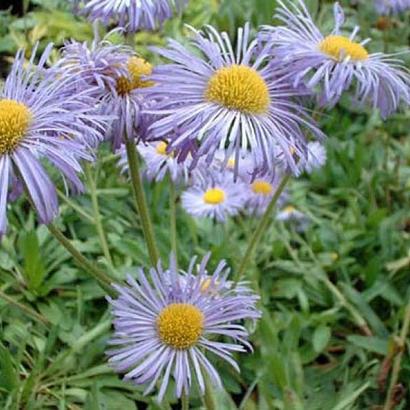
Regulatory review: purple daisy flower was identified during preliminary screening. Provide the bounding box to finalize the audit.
[243,172,289,216]
[263,1,410,118]
[212,150,289,215]
[375,0,410,15]
[107,254,260,401]
[0,44,109,235]
[144,24,324,177]
[60,37,154,149]
[60,36,131,99]
[118,140,191,182]
[75,0,187,32]
[181,168,246,222]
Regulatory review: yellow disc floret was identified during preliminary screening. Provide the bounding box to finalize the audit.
[0,99,31,155]
[156,141,168,156]
[205,65,270,114]
[116,57,154,96]
[251,180,273,196]
[319,35,369,61]
[157,303,204,350]
[227,158,236,169]
[203,188,226,205]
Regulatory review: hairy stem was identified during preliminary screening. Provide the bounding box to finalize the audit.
[203,376,216,410]
[237,174,290,280]
[169,178,178,261]
[85,163,114,268]
[57,189,94,223]
[47,223,115,296]
[125,139,160,265]
[181,392,189,410]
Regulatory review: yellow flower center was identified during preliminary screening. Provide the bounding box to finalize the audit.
[116,57,154,96]
[203,188,226,205]
[319,35,369,61]
[251,180,273,196]
[205,65,270,114]
[284,205,296,213]
[157,303,204,350]
[156,141,168,156]
[0,99,32,155]
[227,158,236,169]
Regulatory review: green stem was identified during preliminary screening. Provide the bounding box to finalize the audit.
[237,174,290,280]
[203,377,216,410]
[47,223,116,296]
[57,189,94,223]
[125,32,136,48]
[124,139,160,266]
[383,303,410,410]
[321,275,372,336]
[181,392,189,410]
[169,178,178,261]
[85,163,114,268]
[0,290,49,326]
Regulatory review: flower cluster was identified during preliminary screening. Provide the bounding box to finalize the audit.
[119,139,326,224]
[1,0,409,403]
[144,24,325,177]
[118,139,191,183]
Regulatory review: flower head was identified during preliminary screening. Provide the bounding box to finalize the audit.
[145,24,324,176]
[374,0,410,15]
[118,140,191,182]
[0,44,109,235]
[243,172,288,216]
[60,37,155,149]
[181,168,246,222]
[263,1,410,118]
[60,37,131,98]
[75,0,187,32]
[107,254,260,400]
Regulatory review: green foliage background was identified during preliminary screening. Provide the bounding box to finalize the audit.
[0,0,409,409]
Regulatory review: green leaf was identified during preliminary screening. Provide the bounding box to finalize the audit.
[346,335,388,355]
[19,230,46,292]
[312,325,331,353]
[0,343,18,392]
